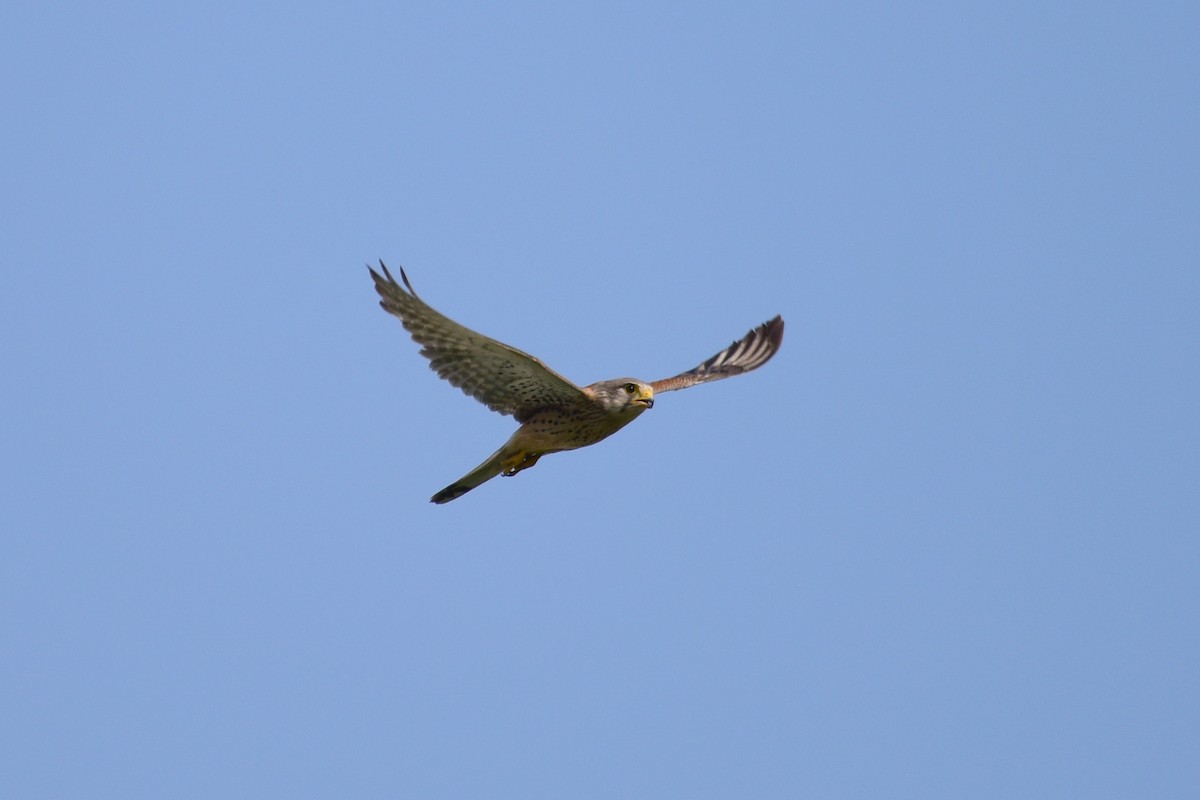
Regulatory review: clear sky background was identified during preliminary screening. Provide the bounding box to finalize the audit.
[3,2,1197,798]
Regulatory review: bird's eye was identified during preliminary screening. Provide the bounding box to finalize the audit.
[624,383,637,394]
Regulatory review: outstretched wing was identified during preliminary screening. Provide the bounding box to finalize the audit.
[649,315,784,394]
[370,262,588,421]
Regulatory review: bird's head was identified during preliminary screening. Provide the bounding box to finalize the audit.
[587,378,655,415]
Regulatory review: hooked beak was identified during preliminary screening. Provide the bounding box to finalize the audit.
[635,389,654,409]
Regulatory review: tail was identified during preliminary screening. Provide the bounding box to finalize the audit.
[430,445,510,504]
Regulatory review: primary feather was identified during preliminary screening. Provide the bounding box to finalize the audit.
[649,316,784,393]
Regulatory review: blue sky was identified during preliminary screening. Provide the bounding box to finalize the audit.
[3,1,1197,797]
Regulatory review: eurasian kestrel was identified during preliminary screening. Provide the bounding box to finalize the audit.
[370,262,784,503]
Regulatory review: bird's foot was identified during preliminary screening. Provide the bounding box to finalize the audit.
[501,451,542,477]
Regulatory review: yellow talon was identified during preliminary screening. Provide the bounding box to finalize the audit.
[501,451,542,476]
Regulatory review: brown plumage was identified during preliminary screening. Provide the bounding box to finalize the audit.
[369,262,784,503]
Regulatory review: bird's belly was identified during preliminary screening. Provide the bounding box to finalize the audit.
[518,407,642,451]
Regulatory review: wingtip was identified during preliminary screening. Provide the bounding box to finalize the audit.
[743,315,784,354]
[370,260,419,298]
[765,315,784,347]
[398,265,417,296]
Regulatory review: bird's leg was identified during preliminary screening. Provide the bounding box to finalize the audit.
[501,451,543,477]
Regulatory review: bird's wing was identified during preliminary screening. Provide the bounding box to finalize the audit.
[370,262,588,421]
[649,316,784,394]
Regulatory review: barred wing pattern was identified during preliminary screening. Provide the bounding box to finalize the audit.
[649,316,784,394]
[369,262,588,421]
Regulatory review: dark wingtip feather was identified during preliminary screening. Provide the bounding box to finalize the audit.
[397,265,418,296]
[370,260,419,302]
[764,315,784,351]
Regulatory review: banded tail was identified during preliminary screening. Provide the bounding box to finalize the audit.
[431,445,509,504]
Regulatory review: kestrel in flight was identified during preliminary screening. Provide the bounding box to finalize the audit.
[369,262,784,503]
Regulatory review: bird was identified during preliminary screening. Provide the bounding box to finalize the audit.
[369,262,784,503]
